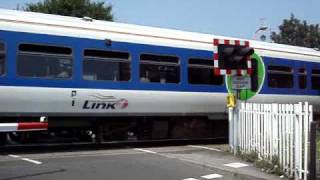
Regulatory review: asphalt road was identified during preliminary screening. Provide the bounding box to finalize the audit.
[0,146,243,180]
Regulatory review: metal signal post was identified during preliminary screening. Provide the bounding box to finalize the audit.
[213,38,254,153]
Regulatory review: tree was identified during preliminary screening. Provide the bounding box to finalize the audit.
[24,0,113,21]
[271,14,320,49]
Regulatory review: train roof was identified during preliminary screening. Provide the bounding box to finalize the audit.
[0,8,320,62]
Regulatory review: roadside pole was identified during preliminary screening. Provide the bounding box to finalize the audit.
[228,106,234,151]
[233,90,240,155]
[227,93,236,152]
[228,76,251,154]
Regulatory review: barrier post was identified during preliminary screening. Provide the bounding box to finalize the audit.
[309,121,317,180]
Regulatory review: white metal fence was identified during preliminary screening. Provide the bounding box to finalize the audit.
[235,102,312,179]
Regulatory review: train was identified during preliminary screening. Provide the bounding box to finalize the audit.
[0,9,319,143]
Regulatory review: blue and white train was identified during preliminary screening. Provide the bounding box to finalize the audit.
[0,9,319,141]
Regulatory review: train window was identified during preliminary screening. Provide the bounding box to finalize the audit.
[0,42,5,75]
[83,49,130,81]
[140,54,180,84]
[298,68,307,89]
[188,58,223,85]
[311,69,320,90]
[267,65,293,88]
[17,44,72,79]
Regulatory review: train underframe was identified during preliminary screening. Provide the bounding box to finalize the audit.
[0,116,228,145]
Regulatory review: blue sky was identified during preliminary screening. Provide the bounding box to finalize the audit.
[0,0,319,40]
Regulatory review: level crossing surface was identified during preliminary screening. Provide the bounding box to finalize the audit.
[0,145,281,180]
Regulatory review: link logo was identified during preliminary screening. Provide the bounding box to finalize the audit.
[83,94,128,110]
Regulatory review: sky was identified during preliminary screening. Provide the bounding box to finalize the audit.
[0,0,319,40]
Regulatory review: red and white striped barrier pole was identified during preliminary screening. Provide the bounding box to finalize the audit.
[0,122,48,132]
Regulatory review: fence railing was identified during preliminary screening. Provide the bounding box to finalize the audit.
[235,102,312,179]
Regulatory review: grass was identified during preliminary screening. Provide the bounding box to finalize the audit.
[237,150,285,177]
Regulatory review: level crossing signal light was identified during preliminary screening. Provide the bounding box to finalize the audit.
[218,45,254,69]
[213,39,254,76]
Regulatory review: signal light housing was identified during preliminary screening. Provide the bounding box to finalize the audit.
[213,39,254,76]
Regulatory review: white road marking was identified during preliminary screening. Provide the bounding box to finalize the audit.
[134,148,157,154]
[21,158,42,165]
[188,145,222,152]
[8,154,21,158]
[8,154,42,165]
[224,162,248,168]
[182,178,199,180]
[201,174,223,179]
